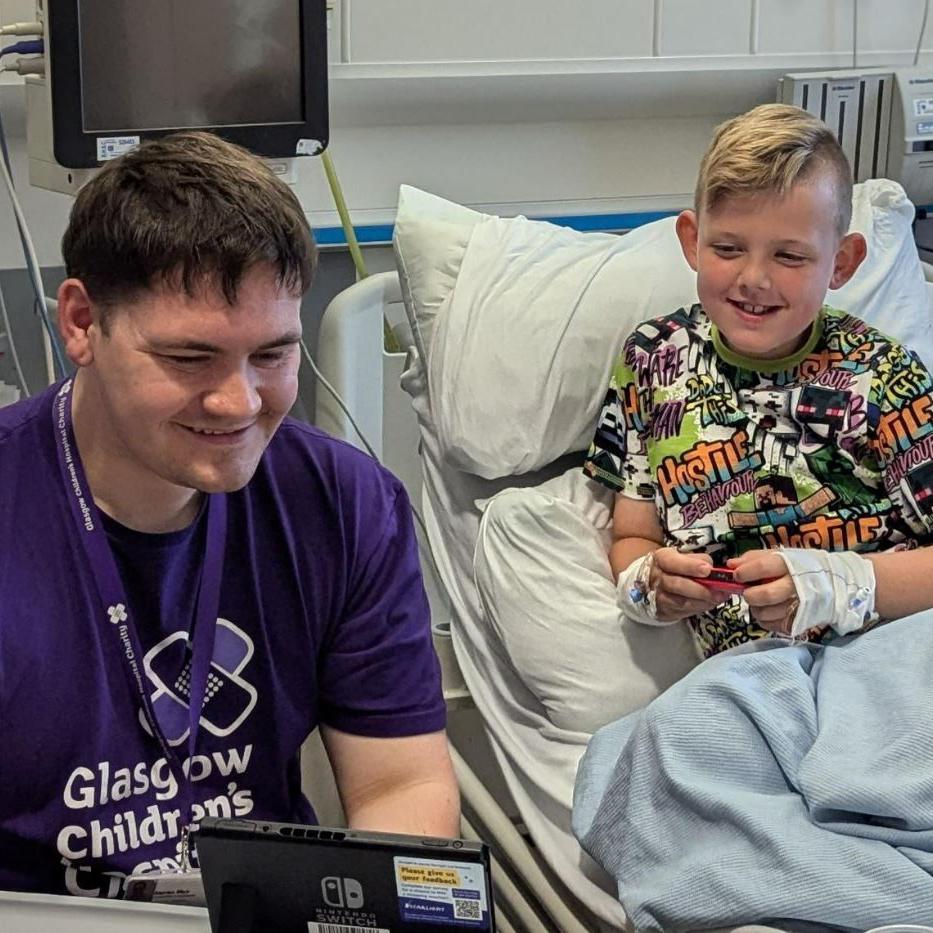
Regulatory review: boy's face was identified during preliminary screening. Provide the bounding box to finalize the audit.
[675,175,866,360]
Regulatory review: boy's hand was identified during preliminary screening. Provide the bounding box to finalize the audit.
[650,548,731,622]
[728,550,800,635]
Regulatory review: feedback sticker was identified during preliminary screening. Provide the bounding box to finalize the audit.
[394,856,489,928]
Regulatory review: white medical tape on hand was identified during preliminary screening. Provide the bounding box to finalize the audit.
[615,552,677,627]
[775,549,878,637]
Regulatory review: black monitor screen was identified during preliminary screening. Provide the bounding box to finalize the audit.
[77,0,303,132]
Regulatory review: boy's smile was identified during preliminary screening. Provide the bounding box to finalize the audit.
[676,175,866,361]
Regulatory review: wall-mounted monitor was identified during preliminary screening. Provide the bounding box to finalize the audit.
[45,0,328,168]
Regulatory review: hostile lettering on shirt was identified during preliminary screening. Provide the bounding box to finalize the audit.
[761,514,883,550]
[656,430,764,506]
[874,394,933,457]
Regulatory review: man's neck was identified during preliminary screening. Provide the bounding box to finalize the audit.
[71,373,203,533]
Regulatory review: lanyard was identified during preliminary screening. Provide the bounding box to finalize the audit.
[52,379,227,815]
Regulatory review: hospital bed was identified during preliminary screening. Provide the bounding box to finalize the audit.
[315,180,933,932]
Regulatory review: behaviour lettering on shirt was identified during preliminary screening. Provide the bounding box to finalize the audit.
[585,304,933,656]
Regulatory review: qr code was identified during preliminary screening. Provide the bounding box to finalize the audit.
[453,897,481,921]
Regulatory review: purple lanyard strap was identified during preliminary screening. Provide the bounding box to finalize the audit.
[52,379,227,817]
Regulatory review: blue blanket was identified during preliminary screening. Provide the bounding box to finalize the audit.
[572,613,933,932]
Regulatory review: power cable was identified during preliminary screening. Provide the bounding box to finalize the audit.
[300,337,445,593]
[0,107,65,381]
[0,278,28,395]
[916,0,931,66]
[319,149,401,353]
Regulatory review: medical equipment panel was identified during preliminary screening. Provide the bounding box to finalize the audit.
[25,0,327,191]
[780,66,933,208]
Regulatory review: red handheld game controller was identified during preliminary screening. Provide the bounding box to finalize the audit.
[691,568,780,594]
[693,567,746,594]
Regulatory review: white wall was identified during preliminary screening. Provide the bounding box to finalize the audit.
[2,0,933,267]
[0,0,37,25]
[307,0,933,229]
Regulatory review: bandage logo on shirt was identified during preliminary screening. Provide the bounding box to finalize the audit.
[139,618,257,745]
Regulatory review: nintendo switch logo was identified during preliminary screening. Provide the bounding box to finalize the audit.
[322,876,364,909]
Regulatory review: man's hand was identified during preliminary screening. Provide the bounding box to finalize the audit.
[729,550,801,636]
[649,548,730,622]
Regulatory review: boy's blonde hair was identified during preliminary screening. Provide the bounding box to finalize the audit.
[696,103,853,236]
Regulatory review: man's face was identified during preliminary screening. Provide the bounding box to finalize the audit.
[679,177,852,360]
[82,264,302,496]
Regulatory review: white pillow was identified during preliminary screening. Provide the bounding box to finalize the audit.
[392,185,484,367]
[394,180,930,481]
[834,179,933,369]
[473,468,699,733]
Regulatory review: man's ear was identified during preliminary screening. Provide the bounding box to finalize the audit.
[829,231,867,290]
[57,278,99,367]
[675,210,700,272]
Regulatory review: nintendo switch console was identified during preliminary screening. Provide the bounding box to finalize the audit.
[196,817,495,933]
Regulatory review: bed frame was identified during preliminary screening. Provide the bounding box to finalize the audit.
[314,271,600,933]
[313,260,933,932]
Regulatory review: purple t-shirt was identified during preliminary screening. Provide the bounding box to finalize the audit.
[0,382,445,897]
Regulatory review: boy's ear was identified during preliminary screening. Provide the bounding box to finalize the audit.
[57,278,99,367]
[829,231,867,290]
[675,210,700,272]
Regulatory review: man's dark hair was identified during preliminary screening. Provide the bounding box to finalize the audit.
[62,131,317,327]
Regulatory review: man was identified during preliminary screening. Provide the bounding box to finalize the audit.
[0,131,458,897]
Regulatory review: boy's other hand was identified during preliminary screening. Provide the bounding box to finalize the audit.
[729,550,799,634]
[650,547,730,622]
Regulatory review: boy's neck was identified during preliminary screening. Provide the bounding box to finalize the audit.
[710,309,824,372]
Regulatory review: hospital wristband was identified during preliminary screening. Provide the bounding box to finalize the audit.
[616,552,674,626]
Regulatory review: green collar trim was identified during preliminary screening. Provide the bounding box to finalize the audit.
[711,308,826,373]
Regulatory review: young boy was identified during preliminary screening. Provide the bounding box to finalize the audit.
[584,103,933,657]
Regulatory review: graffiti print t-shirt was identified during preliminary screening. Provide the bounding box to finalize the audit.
[0,382,445,897]
[584,304,933,657]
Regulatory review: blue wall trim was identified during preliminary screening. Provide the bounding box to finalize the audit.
[315,224,396,246]
[312,201,933,247]
[312,209,682,247]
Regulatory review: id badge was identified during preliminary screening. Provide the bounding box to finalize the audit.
[123,825,206,906]
[123,869,205,906]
